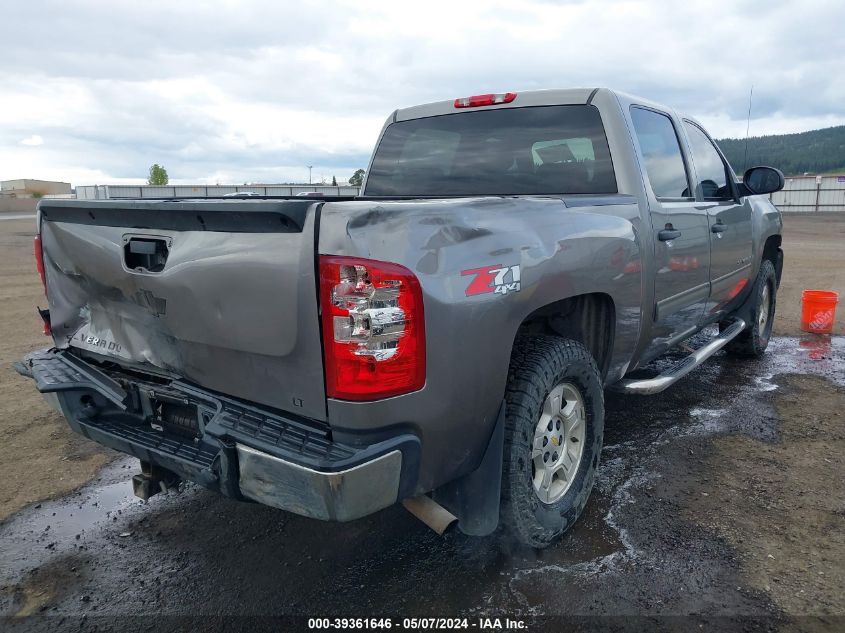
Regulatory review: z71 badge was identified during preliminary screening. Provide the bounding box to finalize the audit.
[461,264,521,296]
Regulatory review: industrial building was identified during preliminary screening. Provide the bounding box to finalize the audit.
[0,179,72,198]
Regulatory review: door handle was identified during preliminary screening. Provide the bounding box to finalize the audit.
[658,226,681,241]
[124,237,170,273]
[711,221,727,233]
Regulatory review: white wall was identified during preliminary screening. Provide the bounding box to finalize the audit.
[76,184,360,199]
[771,175,845,213]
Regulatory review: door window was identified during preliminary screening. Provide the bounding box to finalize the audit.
[683,121,732,199]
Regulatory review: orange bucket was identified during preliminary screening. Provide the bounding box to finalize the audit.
[801,290,839,334]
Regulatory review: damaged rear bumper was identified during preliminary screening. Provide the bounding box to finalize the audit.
[15,348,420,521]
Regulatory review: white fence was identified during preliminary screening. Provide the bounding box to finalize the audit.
[73,176,845,211]
[76,184,360,200]
[770,174,845,213]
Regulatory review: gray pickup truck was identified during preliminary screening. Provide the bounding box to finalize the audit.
[17,88,784,547]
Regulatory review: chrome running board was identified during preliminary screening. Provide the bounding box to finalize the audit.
[617,318,746,395]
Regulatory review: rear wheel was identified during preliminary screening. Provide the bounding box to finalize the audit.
[723,259,777,357]
[500,336,604,548]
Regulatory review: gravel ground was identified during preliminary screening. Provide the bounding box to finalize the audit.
[0,213,843,631]
[770,215,844,336]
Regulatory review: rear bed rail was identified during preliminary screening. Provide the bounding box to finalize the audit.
[38,199,313,233]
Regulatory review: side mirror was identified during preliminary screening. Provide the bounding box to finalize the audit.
[743,166,784,195]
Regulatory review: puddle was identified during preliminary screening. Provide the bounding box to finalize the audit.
[0,457,176,583]
[506,486,623,567]
[3,555,87,617]
[769,336,844,385]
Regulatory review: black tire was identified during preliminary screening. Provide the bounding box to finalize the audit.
[500,335,604,548]
[723,259,777,357]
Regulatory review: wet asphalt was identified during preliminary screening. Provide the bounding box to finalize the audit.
[0,335,843,631]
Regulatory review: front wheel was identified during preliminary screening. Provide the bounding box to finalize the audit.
[723,259,777,357]
[500,336,604,548]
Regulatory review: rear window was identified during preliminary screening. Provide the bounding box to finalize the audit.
[364,105,617,197]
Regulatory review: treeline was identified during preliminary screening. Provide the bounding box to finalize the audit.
[716,125,845,176]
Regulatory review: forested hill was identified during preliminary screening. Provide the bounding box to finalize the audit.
[717,125,845,176]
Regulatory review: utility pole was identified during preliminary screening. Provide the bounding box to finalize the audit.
[307,165,313,185]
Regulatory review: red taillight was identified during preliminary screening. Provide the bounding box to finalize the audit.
[319,255,425,401]
[34,235,47,292]
[454,92,517,108]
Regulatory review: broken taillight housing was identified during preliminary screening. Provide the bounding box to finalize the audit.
[319,255,425,400]
[34,234,51,335]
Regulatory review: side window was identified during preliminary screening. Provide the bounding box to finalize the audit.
[630,107,691,199]
[683,121,731,199]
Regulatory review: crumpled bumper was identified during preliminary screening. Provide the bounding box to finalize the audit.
[15,348,419,521]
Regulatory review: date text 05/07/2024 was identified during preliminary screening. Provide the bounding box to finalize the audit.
[307,617,527,630]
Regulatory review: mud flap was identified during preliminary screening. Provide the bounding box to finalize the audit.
[215,441,243,501]
[433,402,505,537]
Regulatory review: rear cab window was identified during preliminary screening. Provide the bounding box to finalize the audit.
[364,105,617,197]
[630,106,692,200]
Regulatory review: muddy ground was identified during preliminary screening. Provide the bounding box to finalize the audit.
[0,217,112,522]
[0,213,843,630]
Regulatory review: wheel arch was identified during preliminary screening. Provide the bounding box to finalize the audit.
[762,234,783,287]
[512,292,616,379]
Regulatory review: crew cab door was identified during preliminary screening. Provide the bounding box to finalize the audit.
[630,106,711,355]
[682,120,753,317]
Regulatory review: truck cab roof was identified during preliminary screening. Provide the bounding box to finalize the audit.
[392,87,683,123]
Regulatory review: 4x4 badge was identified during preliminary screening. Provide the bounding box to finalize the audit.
[462,264,521,296]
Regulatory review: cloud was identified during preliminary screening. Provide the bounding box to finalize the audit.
[1,0,843,186]
[20,135,44,146]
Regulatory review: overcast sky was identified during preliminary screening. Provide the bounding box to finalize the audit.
[2,0,843,186]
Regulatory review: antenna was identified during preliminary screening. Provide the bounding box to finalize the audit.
[743,85,754,171]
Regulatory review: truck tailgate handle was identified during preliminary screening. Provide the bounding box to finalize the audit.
[658,225,681,241]
[124,237,170,273]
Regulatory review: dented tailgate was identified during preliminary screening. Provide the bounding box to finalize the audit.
[38,199,328,421]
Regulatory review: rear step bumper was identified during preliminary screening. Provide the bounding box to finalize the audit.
[616,318,746,395]
[15,348,420,521]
